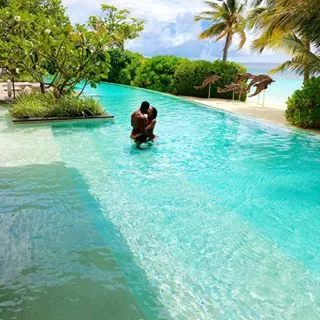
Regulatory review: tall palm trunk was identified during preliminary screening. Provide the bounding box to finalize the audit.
[303,35,311,84]
[223,32,232,62]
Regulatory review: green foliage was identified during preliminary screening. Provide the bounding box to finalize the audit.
[0,0,69,86]
[0,0,148,97]
[286,77,320,129]
[173,59,247,100]
[0,72,34,82]
[11,92,105,119]
[46,24,111,97]
[88,4,144,50]
[0,0,8,7]
[248,0,320,82]
[173,60,213,97]
[107,49,145,85]
[132,56,187,92]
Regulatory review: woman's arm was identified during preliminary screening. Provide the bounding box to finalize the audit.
[146,119,156,131]
[130,132,143,139]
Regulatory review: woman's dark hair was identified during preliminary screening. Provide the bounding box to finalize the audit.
[150,107,158,119]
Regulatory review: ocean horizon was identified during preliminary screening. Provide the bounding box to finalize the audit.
[242,62,303,109]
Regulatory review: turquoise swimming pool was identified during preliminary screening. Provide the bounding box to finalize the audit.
[1,84,320,319]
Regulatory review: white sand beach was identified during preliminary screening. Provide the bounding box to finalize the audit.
[183,96,320,134]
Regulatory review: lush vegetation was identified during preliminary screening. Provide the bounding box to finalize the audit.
[173,60,246,99]
[0,0,144,118]
[286,77,320,129]
[107,49,144,85]
[132,56,186,93]
[11,93,104,118]
[107,55,246,99]
[194,0,246,62]
[0,0,144,97]
[248,0,320,83]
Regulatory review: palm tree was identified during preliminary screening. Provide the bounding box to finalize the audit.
[194,0,247,62]
[248,0,320,83]
[251,30,320,82]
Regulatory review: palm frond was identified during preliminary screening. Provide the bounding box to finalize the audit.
[237,29,246,49]
[247,7,267,29]
[204,1,222,11]
[269,61,293,74]
[269,58,310,77]
[253,32,308,57]
[195,0,247,61]
[221,1,230,13]
[194,14,214,22]
[199,22,227,39]
[237,2,246,14]
[215,30,229,41]
[252,0,264,7]
[227,0,235,12]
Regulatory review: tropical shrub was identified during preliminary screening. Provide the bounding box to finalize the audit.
[132,55,187,92]
[173,59,247,100]
[173,60,214,97]
[286,77,320,128]
[11,92,105,119]
[107,49,145,85]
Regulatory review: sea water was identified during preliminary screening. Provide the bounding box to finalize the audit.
[244,63,303,108]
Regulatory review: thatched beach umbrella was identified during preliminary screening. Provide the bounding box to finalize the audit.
[217,83,247,101]
[248,75,275,107]
[235,73,254,84]
[194,75,221,98]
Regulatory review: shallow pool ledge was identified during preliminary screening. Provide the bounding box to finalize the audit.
[12,114,114,125]
[0,107,62,167]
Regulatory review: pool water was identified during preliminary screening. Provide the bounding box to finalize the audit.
[1,84,320,319]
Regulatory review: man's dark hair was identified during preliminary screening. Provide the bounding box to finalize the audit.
[140,101,150,113]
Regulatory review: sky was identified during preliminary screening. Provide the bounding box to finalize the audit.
[62,0,286,63]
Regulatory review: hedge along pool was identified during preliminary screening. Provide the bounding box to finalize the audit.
[1,83,320,319]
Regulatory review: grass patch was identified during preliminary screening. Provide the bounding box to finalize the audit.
[11,92,105,119]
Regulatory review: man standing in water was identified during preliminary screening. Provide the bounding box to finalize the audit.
[130,101,150,146]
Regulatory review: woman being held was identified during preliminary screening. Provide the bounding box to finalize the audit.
[145,107,157,142]
[130,106,158,143]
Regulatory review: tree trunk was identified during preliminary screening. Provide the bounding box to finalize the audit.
[12,77,16,99]
[40,82,45,94]
[303,36,311,84]
[78,80,88,96]
[223,33,232,62]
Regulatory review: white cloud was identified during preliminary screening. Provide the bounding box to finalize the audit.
[62,0,286,63]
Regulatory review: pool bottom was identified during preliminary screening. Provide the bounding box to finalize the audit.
[0,163,163,320]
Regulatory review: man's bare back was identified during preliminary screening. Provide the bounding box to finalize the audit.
[130,101,150,145]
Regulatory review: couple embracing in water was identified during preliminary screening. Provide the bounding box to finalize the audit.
[130,101,158,147]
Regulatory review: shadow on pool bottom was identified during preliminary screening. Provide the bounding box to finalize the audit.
[0,163,166,320]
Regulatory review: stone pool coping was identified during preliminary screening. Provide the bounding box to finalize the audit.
[12,114,114,124]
